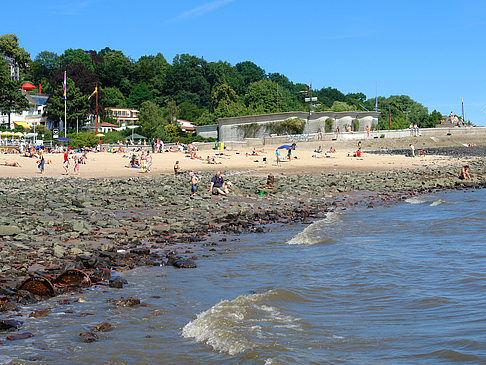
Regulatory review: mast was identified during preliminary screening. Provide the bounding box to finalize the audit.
[95,82,99,133]
[64,71,67,137]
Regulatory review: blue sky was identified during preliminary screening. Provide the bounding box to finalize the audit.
[3,0,486,125]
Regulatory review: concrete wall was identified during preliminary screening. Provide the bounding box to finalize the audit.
[195,124,218,139]
[217,111,380,142]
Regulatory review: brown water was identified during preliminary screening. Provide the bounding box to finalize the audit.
[2,189,486,364]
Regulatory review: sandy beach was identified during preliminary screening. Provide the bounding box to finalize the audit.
[0,140,476,179]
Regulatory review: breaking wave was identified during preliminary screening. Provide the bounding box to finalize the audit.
[182,290,301,356]
[287,212,339,246]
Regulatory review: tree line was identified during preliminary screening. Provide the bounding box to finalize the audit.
[0,33,445,141]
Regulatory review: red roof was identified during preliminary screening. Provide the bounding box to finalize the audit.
[101,122,118,127]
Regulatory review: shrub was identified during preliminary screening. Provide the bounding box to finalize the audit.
[68,132,100,149]
[380,134,385,139]
[267,118,305,135]
[238,123,261,138]
[352,118,360,132]
[325,118,334,133]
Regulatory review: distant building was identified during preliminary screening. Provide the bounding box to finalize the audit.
[177,119,195,132]
[3,55,19,81]
[105,107,139,127]
[99,122,119,133]
[0,92,48,129]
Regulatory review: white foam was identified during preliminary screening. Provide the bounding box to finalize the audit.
[182,290,300,356]
[405,197,428,204]
[287,212,338,246]
[430,199,447,207]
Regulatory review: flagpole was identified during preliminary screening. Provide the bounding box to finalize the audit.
[462,96,465,123]
[95,82,98,134]
[64,71,67,137]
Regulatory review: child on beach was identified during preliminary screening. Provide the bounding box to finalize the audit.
[74,156,80,175]
[276,149,281,166]
[189,172,198,196]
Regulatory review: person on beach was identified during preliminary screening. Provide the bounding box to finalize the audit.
[458,165,471,180]
[174,161,181,175]
[140,151,147,172]
[146,151,152,172]
[210,170,228,196]
[38,151,45,174]
[73,156,80,175]
[63,151,69,174]
[276,149,281,166]
[189,172,199,196]
[4,161,20,167]
[410,144,415,157]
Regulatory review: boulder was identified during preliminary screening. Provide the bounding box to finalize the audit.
[79,331,99,343]
[0,319,22,331]
[0,225,21,236]
[91,322,112,332]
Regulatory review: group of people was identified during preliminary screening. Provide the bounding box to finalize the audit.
[409,123,420,136]
[184,170,232,197]
[129,151,152,172]
[275,143,296,166]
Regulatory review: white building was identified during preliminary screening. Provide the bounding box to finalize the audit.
[0,93,48,130]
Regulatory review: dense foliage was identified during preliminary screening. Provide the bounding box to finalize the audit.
[0,33,449,142]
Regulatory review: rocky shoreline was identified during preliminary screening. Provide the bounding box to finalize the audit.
[0,152,485,342]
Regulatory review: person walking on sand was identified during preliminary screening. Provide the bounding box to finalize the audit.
[63,150,69,174]
[38,150,45,174]
[146,151,152,172]
[410,144,415,158]
[189,172,198,196]
[275,149,281,166]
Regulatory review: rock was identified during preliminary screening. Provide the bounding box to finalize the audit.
[0,319,22,331]
[6,332,34,341]
[29,309,51,318]
[130,247,150,255]
[53,244,67,258]
[79,331,99,343]
[90,269,111,283]
[109,277,125,289]
[167,256,197,269]
[111,297,140,307]
[0,225,21,236]
[91,322,112,332]
[0,302,19,312]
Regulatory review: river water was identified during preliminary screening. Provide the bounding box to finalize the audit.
[2,189,485,364]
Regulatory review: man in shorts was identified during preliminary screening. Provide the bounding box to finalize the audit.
[63,151,69,174]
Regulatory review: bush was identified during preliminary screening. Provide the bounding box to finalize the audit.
[380,134,385,139]
[68,132,100,149]
[238,123,261,138]
[352,118,360,132]
[325,118,334,133]
[268,118,306,135]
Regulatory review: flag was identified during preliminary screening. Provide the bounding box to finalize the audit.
[63,71,66,100]
[88,86,98,100]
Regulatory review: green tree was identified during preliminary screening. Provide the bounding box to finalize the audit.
[178,102,203,122]
[0,58,29,127]
[244,79,296,113]
[32,51,60,84]
[206,61,244,94]
[0,34,31,68]
[212,83,238,110]
[235,61,266,90]
[44,78,89,131]
[163,54,211,108]
[315,87,346,108]
[138,100,163,137]
[127,82,152,108]
[426,109,442,128]
[331,101,357,112]
[167,100,179,124]
[102,87,126,108]
[99,50,132,91]
[59,48,94,71]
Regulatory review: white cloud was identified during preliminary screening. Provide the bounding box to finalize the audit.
[170,0,235,22]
